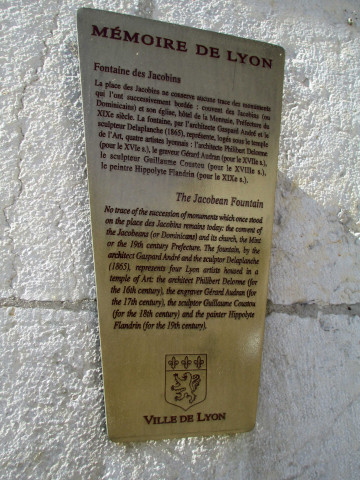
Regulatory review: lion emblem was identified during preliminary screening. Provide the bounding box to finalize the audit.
[171,372,201,404]
[165,354,207,410]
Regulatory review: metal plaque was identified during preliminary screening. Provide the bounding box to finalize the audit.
[77,8,284,442]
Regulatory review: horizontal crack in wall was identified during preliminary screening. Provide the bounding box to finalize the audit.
[266,300,360,318]
[0,297,359,317]
[0,297,97,313]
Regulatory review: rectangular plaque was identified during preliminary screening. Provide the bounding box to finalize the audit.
[77,8,284,442]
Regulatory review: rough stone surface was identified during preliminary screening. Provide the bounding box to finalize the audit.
[269,173,360,305]
[1,0,359,478]
[1,308,359,479]
[0,0,359,303]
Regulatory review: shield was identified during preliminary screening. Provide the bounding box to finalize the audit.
[165,354,207,411]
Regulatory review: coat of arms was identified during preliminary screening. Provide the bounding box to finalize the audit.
[165,354,207,411]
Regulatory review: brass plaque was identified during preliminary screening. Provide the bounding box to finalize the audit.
[77,8,284,442]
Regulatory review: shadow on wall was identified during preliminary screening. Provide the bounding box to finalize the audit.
[268,171,359,306]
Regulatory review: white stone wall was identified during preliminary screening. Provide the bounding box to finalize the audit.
[1,1,359,478]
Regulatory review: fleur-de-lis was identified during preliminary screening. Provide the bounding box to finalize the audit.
[181,356,192,369]
[194,355,204,369]
[168,356,179,370]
